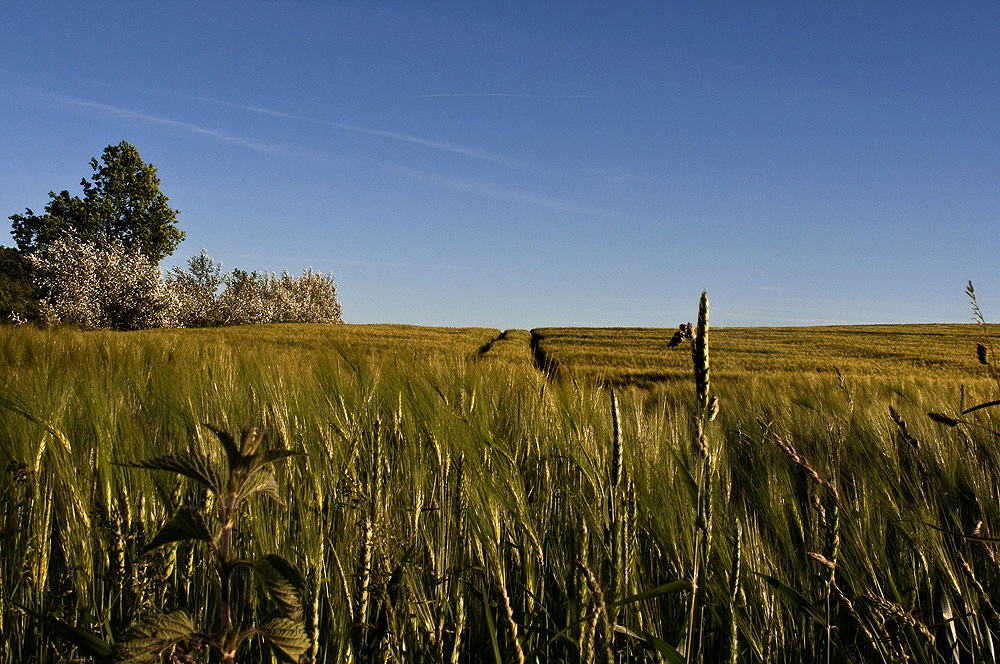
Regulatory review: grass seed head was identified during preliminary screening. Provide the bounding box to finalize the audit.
[708,394,720,422]
[694,291,710,411]
[928,411,960,427]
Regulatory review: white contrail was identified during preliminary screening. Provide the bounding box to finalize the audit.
[161,91,545,171]
[408,92,595,98]
[395,166,627,221]
[39,88,616,221]
[46,92,310,157]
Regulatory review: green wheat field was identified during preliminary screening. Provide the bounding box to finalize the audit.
[3,316,1000,662]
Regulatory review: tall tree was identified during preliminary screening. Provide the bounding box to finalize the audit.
[9,141,184,262]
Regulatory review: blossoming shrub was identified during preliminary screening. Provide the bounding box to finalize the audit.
[28,241,342,330]
[165,248,224,327]
[213,267,343,326]
[215,268,275,326]
[28,234,175,330]
[269,268,343,324]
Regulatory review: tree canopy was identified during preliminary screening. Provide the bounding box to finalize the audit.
[9,141,184,263]
[0,247,38,321]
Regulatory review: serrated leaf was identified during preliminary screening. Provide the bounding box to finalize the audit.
[203,422,242,472]
[237,469,282,504]
[124,453,223,495]
[114,610,196,663]
[256,554,306,620]
[243,449,304,477]
[142,506,218,555]
[260,617,310,663]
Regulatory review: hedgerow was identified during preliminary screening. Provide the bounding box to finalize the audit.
[27,236,341,329]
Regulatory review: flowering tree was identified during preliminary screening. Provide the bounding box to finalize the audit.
[169,251,343,328]
[269,268,343,324]
[26,242,341,330]
[165,248,225,327]
[214,267,342,326]
[28,234,175,330]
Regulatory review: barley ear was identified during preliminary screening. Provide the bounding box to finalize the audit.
[693,290,710,412]
[498,576,526,664]
[576,561,615,664]
[825,494,840,591]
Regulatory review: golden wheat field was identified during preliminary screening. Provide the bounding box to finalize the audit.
[2,320,1000,663]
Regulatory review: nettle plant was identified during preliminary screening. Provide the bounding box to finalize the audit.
[116,424,310,664]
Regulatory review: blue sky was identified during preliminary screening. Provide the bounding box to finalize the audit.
[2,1,999,328]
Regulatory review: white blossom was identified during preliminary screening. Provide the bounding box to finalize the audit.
[28,234,174,330]
[29,240,342,330]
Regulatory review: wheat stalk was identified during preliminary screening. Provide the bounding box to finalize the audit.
[607,388,626,627]
[727,522,743,664]
[686,290,715,662]
[449,454,467,664]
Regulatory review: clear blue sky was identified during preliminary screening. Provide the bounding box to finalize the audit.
[2,1,998,328]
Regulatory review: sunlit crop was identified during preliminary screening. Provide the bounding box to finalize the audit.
[1,310,998,662]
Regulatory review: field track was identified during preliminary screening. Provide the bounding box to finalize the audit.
[115,321,1000,386]
[475,323,995,385]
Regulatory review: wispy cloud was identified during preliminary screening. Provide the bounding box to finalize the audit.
[327,257,481,271]
[38,87,617,221]
[44,91,309,157]
[219,253,476,271]
[394,166,627,220]
[752,285,799,293]
[158,91,546,171]
[408,93,595,99]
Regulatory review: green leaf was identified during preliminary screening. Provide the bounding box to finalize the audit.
[612,580,692,609]
[243,448,304,477]
[962,399,1000,415]
[260,617,310,664]
[203,422,242,472]
[615,624,685,664]
[667,446,698,509]
[755,573,826,625]
[476,586,504,664]
[256,554,306,621]
[123,453,223,495]
[114,610,196,664]
[887,574,931,664]
[142,506,218,555]
[237,469,282,504]
[1,597,112,662]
